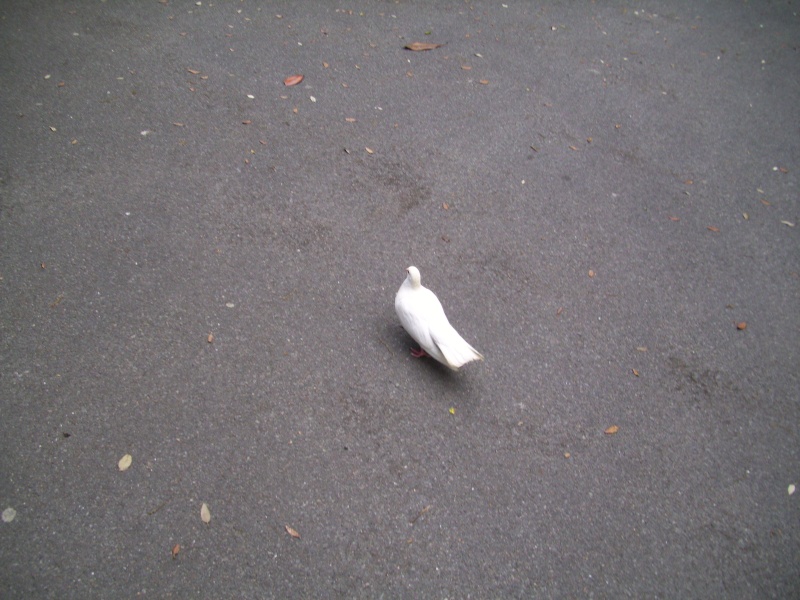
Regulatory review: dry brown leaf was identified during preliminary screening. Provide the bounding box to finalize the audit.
[461,65,472,70]
[171,544,181,559]
[588,270,595,278]
[669,216,680,222]
[322,62,329,68]
[406,70,413,77]
[684,179,693,185]
[187,68,201,75]
[442,202,449,210]
[569,145,578,151]
[632,369,640,377]
[200,503,211,523]
[564,452,571,458]
[285,525,301,538]
[479,79,489,85]
[586,137,593,143]
[58,81,65,87]
[118,454,132,471]
[207,333,214,343]
[284,74,304,86]
[40,262,46,269]
[404,42,444,51]
[604,425,619,435]
[707,226,720,232]
[736,321,747,330]
[556,306,564,316]
[761,199,770,206]
[241,120,252,125]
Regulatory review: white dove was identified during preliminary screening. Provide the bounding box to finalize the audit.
[395,266,484,370]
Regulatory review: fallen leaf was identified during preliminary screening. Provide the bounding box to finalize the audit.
[588,270,595,278]
[171,544,181,559]
[707,226,720,232]
[449,407,456,415]
[200,503,211,523]
[742,213,749,220]
[49,126,57,132]
[761,199,771,206]
[284,74,304,86]
[57,81,65,87]
[187,68,201,74]
[556,306,564,316]
[442,202,449,210]
[781,220,795,227]
[779,167,788,173]
[406,70,413,77]
[461,65,472,70]
[789,484,796,495]
[285,525,300,538]
[322,62,329,68]
[569,145,578,151]
[636,346,648,352]
[736,322,747,330]
[365,147,374,154]
[479,79,489,85]
[173,122,184,127]
[2,507,16,523]
[404,42,444,51]
[604,425,619,435]
[586,137,593,143]
[207,333,214,343]
[614,123,621,129]
[118,454,132,471]
[684,179,693,185]
[669,216,680,221]
[564,452,571,459]
[345,117,356,122]
[241,120,251,125]
[40,262,46,269]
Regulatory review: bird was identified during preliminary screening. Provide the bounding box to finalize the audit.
[394,266,484,371]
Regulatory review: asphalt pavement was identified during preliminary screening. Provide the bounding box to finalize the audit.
[1,1,798,598]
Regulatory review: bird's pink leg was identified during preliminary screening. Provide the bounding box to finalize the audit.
[410,347,427,358]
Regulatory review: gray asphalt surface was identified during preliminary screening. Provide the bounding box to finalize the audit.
[1,1,799,598]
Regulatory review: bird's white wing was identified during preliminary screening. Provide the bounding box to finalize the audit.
[397,286,482,370]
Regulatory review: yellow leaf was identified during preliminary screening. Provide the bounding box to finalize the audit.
[404,42,444,51]
[118,454,132,471]
[449,407,455,415]
[283,74,304,86]
[285,524,300,538]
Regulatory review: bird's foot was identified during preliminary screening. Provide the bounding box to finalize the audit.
[410,347,427,358]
